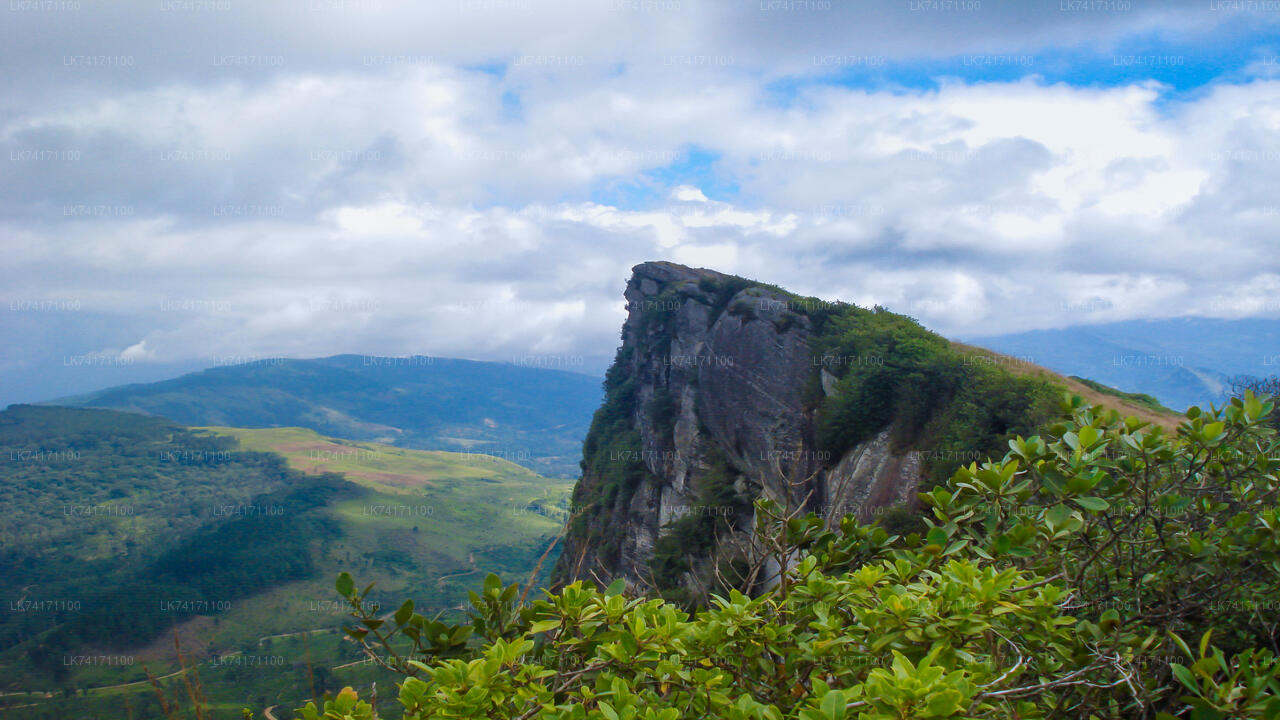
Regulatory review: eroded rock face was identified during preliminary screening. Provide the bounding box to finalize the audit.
[553,261,923,593]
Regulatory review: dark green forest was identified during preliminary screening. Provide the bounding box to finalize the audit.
[0,405,353,682]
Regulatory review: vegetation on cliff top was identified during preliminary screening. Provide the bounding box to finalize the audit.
[812,304,1061,485]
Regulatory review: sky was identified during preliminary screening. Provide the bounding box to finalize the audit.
[3,0,1280,404]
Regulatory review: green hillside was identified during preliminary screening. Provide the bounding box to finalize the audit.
[1067,374,1175,414]
[0,406,572,719]
[47,355,602,478]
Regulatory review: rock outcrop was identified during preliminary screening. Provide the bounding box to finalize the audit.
[553,262,924,593]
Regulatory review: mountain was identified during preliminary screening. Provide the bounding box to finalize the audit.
[0,405,571,718]
[43,354,603,478]
[965,317,1280,411]
[553,262,1179,601]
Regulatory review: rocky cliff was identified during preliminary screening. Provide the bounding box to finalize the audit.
[553,262,929,595]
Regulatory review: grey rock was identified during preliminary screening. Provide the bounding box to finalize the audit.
[555,261,924,594]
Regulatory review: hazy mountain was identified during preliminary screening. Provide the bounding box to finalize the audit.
[42,354,603,478]
[964,317,1280,411]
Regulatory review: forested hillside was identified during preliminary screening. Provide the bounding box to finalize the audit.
[0,405,571,719]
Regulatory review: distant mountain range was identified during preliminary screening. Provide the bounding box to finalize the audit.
[965,317,1280,411]
[42,355,603,478]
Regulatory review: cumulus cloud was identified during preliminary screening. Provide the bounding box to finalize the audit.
[118,339,156,362]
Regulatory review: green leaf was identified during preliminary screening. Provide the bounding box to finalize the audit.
[336,572,354,598]
[1169,632,1194,660]
[1170,664,1196,691]
[925,691,962,717]
[620,631,638,658]
[450,625,473,644]
[820,689,845,720]
[1045,503,1071,531]
[1202,422,1225,441]
[394,599,414,626]
[605,578,626,597]
[1074,496,1109,511]
[484,573,502,593]
[529,619,561,634]
[1199,629,1213,659]
[1077,426,1100,447]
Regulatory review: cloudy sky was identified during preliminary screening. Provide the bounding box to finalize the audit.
[3,0,1280,403]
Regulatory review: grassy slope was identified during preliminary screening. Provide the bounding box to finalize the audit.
[950,342,1183,430]
[153,429,570,715]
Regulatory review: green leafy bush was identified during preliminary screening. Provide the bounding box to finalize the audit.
[648,388,679,441]
[317,392,1280,719]
[649,445,747,594]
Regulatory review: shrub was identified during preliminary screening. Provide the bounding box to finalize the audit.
[316,392,1280,719]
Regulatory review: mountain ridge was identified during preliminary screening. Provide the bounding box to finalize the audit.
[965,317,1280,410]
[40,354,603,478]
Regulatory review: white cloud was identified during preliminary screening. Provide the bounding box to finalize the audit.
[3,31,1280,370]
[119,340,156,362]
[671,186,709,202]
[330,202,423,236]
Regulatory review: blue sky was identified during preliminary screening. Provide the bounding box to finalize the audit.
[804,20,1275,94]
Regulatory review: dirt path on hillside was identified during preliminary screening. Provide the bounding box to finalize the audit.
[90,668,187,692]
[257,626,339,645]
[0,667,190,698]
[435,567,479,586]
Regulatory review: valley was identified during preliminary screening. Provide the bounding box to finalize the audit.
[0,406,571,719]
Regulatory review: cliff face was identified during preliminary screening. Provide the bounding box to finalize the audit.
[554,262,923,592]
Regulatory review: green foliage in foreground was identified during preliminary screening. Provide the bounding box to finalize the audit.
[311,393,1280,719]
